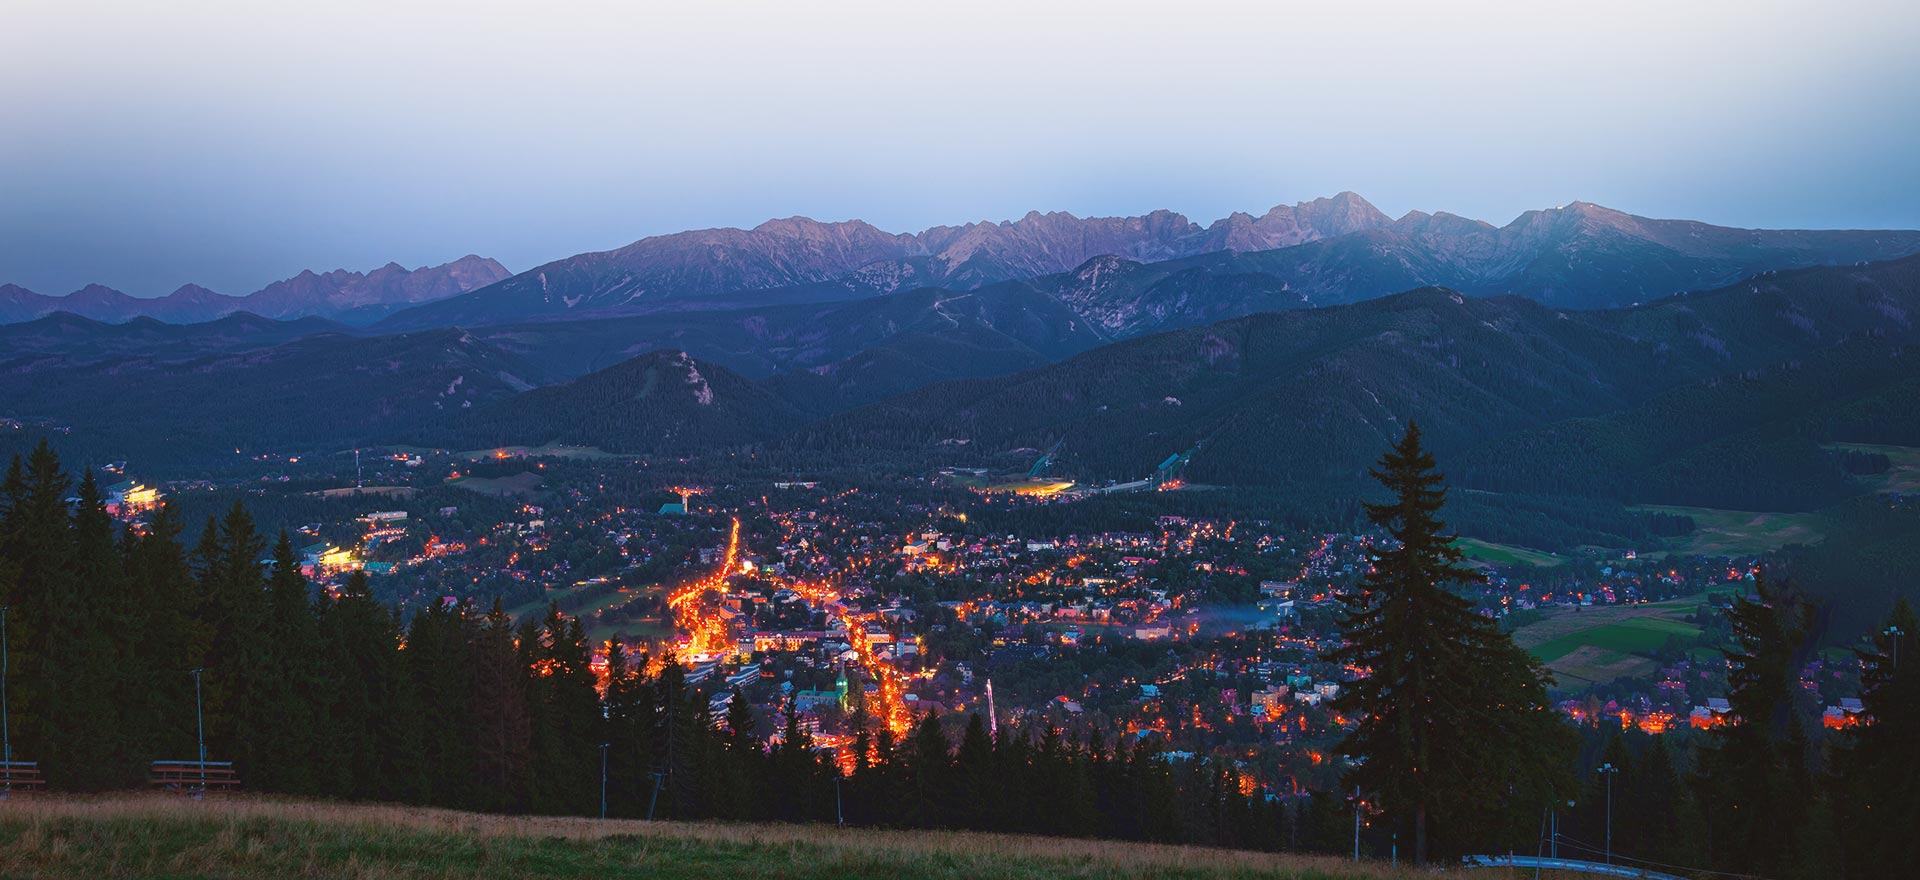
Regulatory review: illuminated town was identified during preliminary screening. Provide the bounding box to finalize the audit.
[80,446,1887,801]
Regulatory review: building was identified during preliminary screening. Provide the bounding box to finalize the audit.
[101,480,161,517]
[1252,685,1291,718]
[1690,697,1733,729]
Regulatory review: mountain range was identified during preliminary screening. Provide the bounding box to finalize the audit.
[11,194,1919,346]
[377,195,1920,329]
[0,256,510,325]
[371,194,1389,329]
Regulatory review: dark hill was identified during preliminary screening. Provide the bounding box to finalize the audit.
[430,349,800,453]
[798,255,1920,504]
[0,328,538,464]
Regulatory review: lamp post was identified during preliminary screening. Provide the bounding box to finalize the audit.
[1550,799,1572,858]
[1888,625,1907,671]
[1349,785,1362,862]
[1,606,11,798]
[191,668,207,799]
[599,743,610,819]
[1596,763,1620,865]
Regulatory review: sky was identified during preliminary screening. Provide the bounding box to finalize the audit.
[4,0,1919,296]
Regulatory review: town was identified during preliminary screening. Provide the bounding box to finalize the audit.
[89,444,1882,801]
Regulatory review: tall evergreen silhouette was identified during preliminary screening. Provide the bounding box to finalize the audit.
[1834,600,1919,875]
[1694,580,1817,876]
[1328,423,1572,862]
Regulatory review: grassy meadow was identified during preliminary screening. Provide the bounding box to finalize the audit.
[1453,538,1565,569]
[446,472,546,497]
[1510,596,1706,688]
[1633,504,1827,556]
[0,795,1418,880]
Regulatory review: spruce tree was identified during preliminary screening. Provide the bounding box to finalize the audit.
[247,533,323,793]
[954,713,994,828]
[906,709,950,826]
[63,470,130,788]
[1328,422,1572,863]
[1834,600,1918,876]
[468,598,532,812]
[121,505,207,763]
[1695,579,1816,876]
[0,444,73,774]
[315,570,418,800]
[525,605,600,814]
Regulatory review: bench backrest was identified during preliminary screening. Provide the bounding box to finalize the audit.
[0,761,47,790]
[149,761,241,789]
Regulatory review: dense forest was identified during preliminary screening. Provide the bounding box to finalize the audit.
[0,440,1914,877]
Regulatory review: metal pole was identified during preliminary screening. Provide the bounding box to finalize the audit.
[2,606,10,798]
[1596,763,1618,865]
[600,743,610,819]
[1889,625,1906,671]
[835,774,844,827]
[1352,786,1361,862]
[647,771,664,820]
[193,668,207,799]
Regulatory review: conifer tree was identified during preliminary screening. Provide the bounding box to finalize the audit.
[62,470,130,788]
[1695,579,1816,876]
[525,606,600,814]
[1834,599,1918,876]
[1328,423,1572,863]
[906,709,950,826]
[954,712,994,828]
[246,533,323,793]
[194,503,270,771]
[315,570,419,800]
[600,641,647,817]
[469,597,532,812]
[120,505,206,762]
[404,595,478,807]
[0,445,73,774]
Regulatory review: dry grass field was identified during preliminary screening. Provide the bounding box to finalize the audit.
[0,794,1424,880]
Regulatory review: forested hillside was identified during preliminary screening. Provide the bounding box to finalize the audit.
[428,350,801,453]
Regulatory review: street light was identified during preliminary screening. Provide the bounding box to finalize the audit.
[191,668,207,799]
[1551,799,1573,859]
[1348,785,1363,862]
[1887,625,1907,671]
[1596,763,1620,865]
[599,743,611,819]
[1,606,11,799]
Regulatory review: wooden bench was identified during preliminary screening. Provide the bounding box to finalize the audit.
[149,760,240,793]
[0,761,46,794]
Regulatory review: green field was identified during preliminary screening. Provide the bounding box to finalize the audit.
[1635,504,1826,556]
[448,471,546,496]
[0,796,1406,880]
[1528,616,1699,662]
[1454,537,1564,569]
[508,583,641,623]
[1825,442,1920,493]
[1510,596,1706,688]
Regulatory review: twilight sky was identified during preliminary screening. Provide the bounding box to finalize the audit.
[4,0,1919,296]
